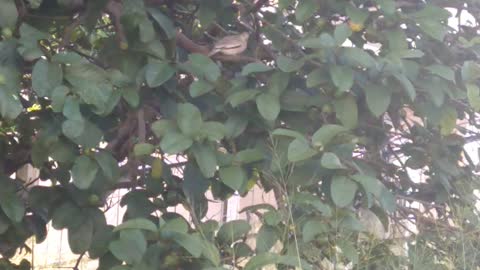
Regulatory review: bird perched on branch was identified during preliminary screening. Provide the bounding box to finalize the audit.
[208,32,250,56]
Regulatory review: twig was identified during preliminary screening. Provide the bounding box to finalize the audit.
[59,14,86,50]
[137,108,146,143]
[73,252,85,270]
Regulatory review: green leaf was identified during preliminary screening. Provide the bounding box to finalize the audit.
[170,232,203,258]
[133,143,155,156]
[32,59,63,97]
[0,84,22,120]
[217,220,251,245]
[256,225,278,253]
[295,0,317,23]
[0,191,25,223]
[192,144,217,178]
[330,175,357,208]
[162,217,189,234]
[426,65,455,82]
[268,71,290,96]
[272,128,305,140]
[177,103,203,137]
[299,33,335,48]
[365,84,392,117]
[121,87,139,108]
[147,8,175,39]
[0,0,18,28]
[138,18,155,43]
[277,56,304,72]
[197,4,216,27]
[145,60,175,87]
[462,61,480,82]
[333,95,358,129]
[68,218,93,254]
[109,229,147,264]
[160,131,193,154]
[342,47,376,68]
[200,121,226,141]
[241,63,272,76]
[292,192,332,216]
[225,115,248,138]
[114,218,158,232]
[287,138,317,162]
[306,69,329,87]
[17,24,48,60]
[439,106,457,136]
[467,83,480,111]
[52,202,80,230]
[351,174,382,197]
[202,241,221,266]
[63,96,82,120]
[334,24,353,45]
[88,224,113,259]
[374,0,395,14]
[233,148,264,164]
[346,5,369,25]
[330,65,354,93]
[62,119,103,148]
[417,19,447,41]
[244,253,312,270]
[303,220,329,242]
[151,119,175,138]
[337,240,359,264]
[65,63,113,111]
[72,155,99,190]
[0,213,9,234]
[394,74,416,101]
[188,54,221,82]
[190,80,215,97]
[321,152,346,169]
[312,124,348,148]
[219,166,247,191]
[51,85,70,112]
[0,66,22,119]
[94,151,120,182]
[256,93,280,121]
[76,122,103,148]
[228,89,260,107]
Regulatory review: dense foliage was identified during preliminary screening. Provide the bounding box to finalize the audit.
[1,0,480,269]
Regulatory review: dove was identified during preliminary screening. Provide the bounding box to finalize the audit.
[208,32,250,57]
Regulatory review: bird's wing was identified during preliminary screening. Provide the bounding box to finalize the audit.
[213,36,242,49]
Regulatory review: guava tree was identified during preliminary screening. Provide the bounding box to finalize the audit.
[1,0,480,269]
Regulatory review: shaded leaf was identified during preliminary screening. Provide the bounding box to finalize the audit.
[312,124,348,148]
[69,218,93,254]
[145,60,175,87]
[114,218,158,232]
[190,79,215,97]
[109,229,147,264]
[72,156,99,190]
[287,138,317,162]
[192,144,217,178]
[256,93,280,121]
[160,131,193,154]
[32,59,63,97]
[331,175,357,208]
[177,103,203,137]
[217,220,251,245]
[333,95,358,129]
[321,152,346,169]
[241,63,272,76]
[365,84,392,117]
[219,166,247,191]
